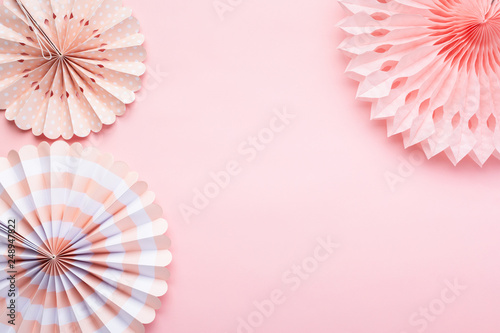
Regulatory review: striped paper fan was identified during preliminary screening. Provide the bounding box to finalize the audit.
[0,142,171,333]
[0,0,146,139]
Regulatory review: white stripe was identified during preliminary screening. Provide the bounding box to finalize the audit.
[0,156,131,200]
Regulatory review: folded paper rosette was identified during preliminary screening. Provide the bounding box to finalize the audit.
[0,0,146,139]
[0,142,171,333]
[338,0,500,165]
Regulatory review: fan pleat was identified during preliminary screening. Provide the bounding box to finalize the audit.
[0,0,146,138]
[339,0,500,164]
[0,142,170,332]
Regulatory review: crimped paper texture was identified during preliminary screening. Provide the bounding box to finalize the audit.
[338,0,500,165]
[0,0,146,139]
[0,142,171,333]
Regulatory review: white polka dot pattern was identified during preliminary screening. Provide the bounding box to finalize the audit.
[0,0,146,139]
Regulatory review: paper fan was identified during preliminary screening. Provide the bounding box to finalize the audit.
[338,0,500,165]
[0,0,146,139]
[0,142,171,333]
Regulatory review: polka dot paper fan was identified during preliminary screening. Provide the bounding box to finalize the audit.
[338,0,500,165]
[0,0,146,139]
[0,142,171,332]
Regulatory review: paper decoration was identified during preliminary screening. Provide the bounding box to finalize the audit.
[0,0,146,139]
[338,0,500,165]
[0,142,171,332]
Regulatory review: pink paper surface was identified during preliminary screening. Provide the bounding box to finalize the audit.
[1,0,500,332]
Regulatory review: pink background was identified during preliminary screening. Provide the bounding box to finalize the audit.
[2,0,500,332]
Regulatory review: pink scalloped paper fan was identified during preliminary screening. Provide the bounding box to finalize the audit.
[338,0,500,166]
[0,142,171,333]
[0,0,146,139]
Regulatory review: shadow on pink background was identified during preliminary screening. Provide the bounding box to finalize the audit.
[2,0,500,332]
